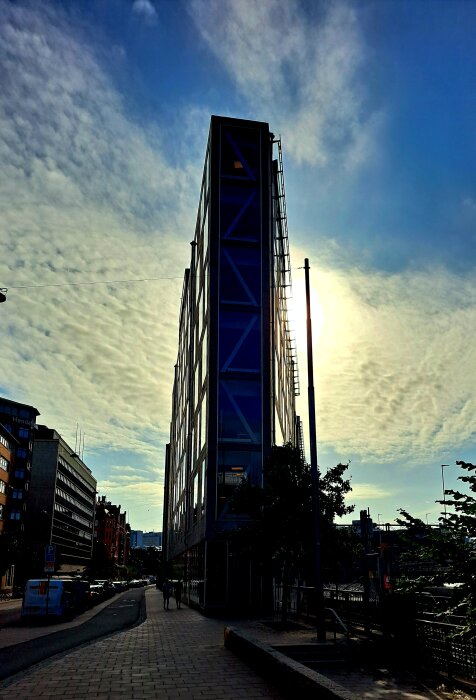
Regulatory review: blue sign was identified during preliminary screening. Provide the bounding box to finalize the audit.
[45,544,56,563]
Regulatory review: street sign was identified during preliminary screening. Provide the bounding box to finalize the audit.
[44,544,56,572]
[44,544,56,563]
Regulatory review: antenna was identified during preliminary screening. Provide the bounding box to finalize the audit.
[75,423,79,453]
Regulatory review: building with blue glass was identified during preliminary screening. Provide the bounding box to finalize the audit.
[162,116,300,612]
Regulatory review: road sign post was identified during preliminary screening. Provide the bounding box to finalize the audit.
[44,544,56,574]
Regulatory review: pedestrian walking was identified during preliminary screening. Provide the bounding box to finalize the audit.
[162,579,172,610]
[175,579,183,609]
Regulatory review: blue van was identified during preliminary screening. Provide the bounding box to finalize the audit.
[21,578,77,620]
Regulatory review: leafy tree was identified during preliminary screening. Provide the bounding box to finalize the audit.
[229,443,354,621]
[396,460,476,635]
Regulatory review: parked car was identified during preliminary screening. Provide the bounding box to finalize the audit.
[111,580,127,593]
[92,580,115,598]
[128,579,143,588]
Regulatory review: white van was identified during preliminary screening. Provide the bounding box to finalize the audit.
[21,578,77,620]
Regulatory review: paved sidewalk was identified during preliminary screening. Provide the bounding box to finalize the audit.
[0,588,285,700]
[0,589,472,700]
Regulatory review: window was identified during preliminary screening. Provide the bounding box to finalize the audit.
[18,427,29,439]
[12,489,23,499]
[0,455,8,471]
[0,480,6,495]
[0,504,3,520]
[14,469,25,479]
[0,434,11,450]
[16,447,27,459]
[9,510,21,520]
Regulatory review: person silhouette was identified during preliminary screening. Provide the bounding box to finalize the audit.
[175,579,183,609]
[162,579,172,610]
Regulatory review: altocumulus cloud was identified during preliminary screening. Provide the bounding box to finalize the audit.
[189,0,382,170]
[0,1,200,519]
[292,250,476,465]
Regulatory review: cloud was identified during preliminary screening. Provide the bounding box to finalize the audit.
[132,0,158,26]
[291,243,476,464]
[350,483,392,500]
[0,1,199,526]
[189,0,381,169]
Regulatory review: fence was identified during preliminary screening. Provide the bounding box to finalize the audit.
[416,619,476,681]
[273,583,381,630]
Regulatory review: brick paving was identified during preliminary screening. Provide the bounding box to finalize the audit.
[0,588,285,700]
[0,589,472,700]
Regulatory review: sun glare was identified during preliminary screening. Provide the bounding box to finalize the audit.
[290,275,326,354]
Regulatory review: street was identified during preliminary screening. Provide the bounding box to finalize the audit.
[0,586,145,681]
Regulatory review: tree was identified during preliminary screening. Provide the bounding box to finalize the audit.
[229,443,354,621]
[396,460,476,635]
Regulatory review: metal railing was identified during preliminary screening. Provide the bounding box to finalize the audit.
[416,619,476,681]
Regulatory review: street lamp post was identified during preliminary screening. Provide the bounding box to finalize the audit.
[304,258,325,642]
[441,464,450,519]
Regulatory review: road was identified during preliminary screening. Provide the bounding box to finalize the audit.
[0,586,146,681]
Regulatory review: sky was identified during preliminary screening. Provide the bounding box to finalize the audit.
[1,0,475,531]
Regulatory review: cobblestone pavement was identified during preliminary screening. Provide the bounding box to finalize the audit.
[0,589,285,700]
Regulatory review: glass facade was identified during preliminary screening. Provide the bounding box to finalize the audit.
[163,116,299,611]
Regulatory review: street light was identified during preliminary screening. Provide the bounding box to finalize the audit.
[441,464,450,519]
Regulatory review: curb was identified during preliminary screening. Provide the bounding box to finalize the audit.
[224,626,356,700]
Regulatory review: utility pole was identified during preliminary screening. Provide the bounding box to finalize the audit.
[304,258,326,642]
[441,464,449,520]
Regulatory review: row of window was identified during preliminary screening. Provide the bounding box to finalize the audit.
[54,502,92,529]
[0,434,11,450]
[1,425,31,446]
[56,487,94,516]
[0,405,33,419]
[0,480,26,499]
[0,455,8,471]
[57,470,94,507]
[58,455,96,495]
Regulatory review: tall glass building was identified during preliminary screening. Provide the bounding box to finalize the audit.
[163,116,301,612]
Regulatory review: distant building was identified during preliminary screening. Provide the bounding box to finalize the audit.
[142,531,162,549]
[163,116,300,612]
[95,496,130,568]
[30,425,97,573]
[0,397,40,534]
[130,530,143,549]
[130,530,162,549]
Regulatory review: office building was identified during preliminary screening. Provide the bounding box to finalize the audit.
[142,531,162,549]
[30,425,97,573]
[130,530,143,549]
[163,116,301,612]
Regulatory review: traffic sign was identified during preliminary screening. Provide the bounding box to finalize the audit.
[44,544,56,563]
